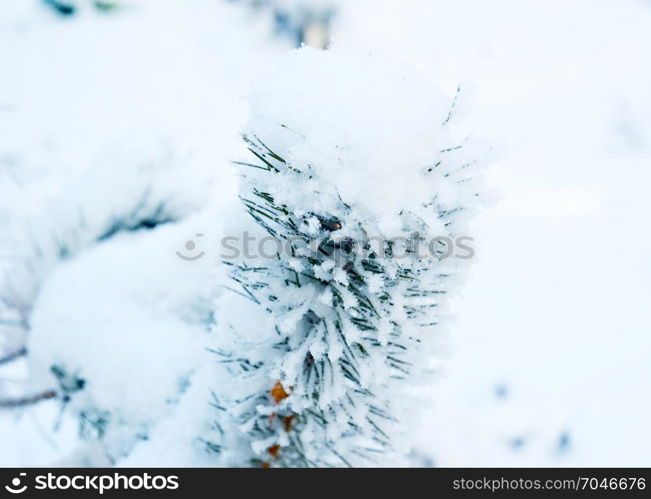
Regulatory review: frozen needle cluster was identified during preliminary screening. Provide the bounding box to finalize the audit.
[210,47,488,467]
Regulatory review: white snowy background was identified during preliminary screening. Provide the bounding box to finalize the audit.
[1,0,650,466]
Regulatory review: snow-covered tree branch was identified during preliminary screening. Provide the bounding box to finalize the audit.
[210,47,488,467]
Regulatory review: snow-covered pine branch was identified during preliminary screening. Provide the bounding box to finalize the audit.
[2,147,219,462]
[210,47,488,467]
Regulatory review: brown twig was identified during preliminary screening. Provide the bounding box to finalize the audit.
[0,390,57,409]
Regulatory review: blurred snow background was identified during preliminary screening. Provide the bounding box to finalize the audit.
[1,0,650,466]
